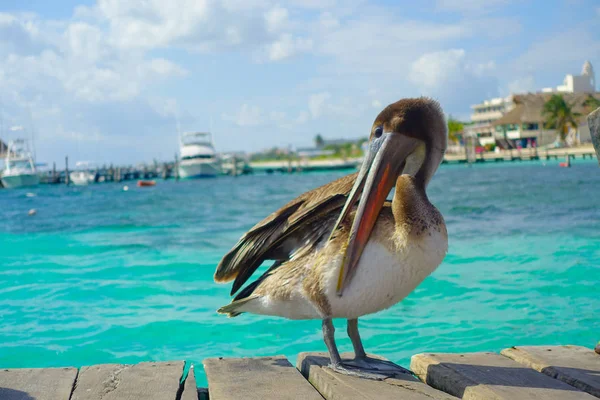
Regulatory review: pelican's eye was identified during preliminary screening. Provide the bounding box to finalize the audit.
[374,125,383,138]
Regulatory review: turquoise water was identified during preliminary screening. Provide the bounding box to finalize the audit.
[1,159,599,387]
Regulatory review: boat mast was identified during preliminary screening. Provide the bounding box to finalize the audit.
[28,107,36,161]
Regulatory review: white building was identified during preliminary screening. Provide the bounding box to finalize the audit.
[466,61,597,148]
[543,61,595,93]
[466,96,514,145]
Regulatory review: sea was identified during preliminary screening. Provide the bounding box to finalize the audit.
[0,159,599,386]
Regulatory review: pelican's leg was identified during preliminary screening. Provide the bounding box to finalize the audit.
[344,318,412,376]
[322,318,342,366]
[322,318,386,381]
[347,318,366,358]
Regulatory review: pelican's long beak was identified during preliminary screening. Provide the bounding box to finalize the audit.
[333,133,420,296]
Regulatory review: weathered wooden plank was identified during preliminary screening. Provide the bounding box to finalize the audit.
[411,352,596,399]
[181,364,199,400]
[0,367,78,400]
[501,345,600,398]
[203,356,323,400]
[71,361,184,400]
[297,352,457,400]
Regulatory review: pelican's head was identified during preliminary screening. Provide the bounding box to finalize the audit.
[333,97,447,295]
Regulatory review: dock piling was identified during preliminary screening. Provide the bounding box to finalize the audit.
[65,156,69,185]
[174,153,180,181]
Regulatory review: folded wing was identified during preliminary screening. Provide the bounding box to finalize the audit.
[214,172,358,295]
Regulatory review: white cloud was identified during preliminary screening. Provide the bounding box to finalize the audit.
[222,104,264,127]
[296,111,310,124]
[409,49,496,89]
[371,99,382,108]
[148,97,180,118]
[266,34,313,61]
[145,58,188,77]
[507,76,536,94]
[436,0,511,13]
[308,92,331,119]
[408,48,499,114]
[264,6,289,33]
[512,28,600,74]
[318,12,339,29]
[409,49,467,88]
[290,0,337,9]
[65,22,106,63]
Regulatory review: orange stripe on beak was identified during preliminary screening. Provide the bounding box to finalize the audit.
[335,133,419,296]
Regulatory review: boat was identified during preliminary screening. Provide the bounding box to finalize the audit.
[69,161,97,185]
[178,132,220,178]
[1,139,40,189]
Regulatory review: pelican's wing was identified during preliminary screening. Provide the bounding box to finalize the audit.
[214,172,358,295]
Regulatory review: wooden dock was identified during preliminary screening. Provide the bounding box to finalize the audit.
[1,345,598,399]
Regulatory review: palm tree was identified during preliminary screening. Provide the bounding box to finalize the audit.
[542,94,580,144]
[314,134,324,148]
[447,116,463,143]
[583,95,600,111]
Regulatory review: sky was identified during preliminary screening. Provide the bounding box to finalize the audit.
[0,0,599,165]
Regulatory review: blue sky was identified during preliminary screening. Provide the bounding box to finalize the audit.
[0,0,599,165]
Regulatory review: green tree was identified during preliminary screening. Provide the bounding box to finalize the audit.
[314,134,325,148]
[542,94,581,143]
[447,116,463,143]
[583,95,600,110]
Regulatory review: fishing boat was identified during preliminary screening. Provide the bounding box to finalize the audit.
[1,139,39,189]
[178,132,220,178]
[69,161,97,185]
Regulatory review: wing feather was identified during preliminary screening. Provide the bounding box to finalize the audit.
[214,172,358,295]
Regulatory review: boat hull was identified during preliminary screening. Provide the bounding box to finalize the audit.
[178,161,220,178]
[70,172,96,185]
[1,173,40,188]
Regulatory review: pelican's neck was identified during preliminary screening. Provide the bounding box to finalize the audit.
[415,144,444,188]
[391,175,435,237]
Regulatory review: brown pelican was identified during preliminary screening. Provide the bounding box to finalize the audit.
[214,98,448,379]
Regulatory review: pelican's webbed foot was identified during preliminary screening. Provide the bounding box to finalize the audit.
[326,362,388,381]
[344,356,412,375]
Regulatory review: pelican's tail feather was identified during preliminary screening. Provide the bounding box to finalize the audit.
[217,296,258,318]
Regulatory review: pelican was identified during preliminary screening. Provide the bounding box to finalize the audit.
[215,98,448,379]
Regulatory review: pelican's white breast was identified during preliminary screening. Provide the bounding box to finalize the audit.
[324,226,448,319]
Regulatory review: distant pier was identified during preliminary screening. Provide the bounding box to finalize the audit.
[0,345,598,399]
[4,145,598,189]
[443,145,597,164]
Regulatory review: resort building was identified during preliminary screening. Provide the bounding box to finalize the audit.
[465,61,598,148]
[466,96,514,146]
[492,93,600,148]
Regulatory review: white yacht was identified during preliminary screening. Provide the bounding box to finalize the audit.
[70,161,97,185]
[178,132,220,178]
[1,139,40,189]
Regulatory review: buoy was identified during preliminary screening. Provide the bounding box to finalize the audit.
[123,185,129,191]
[559,155,571,168]
[137,180,156,187]
[28,209,37,216]
[26,192,36,197]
